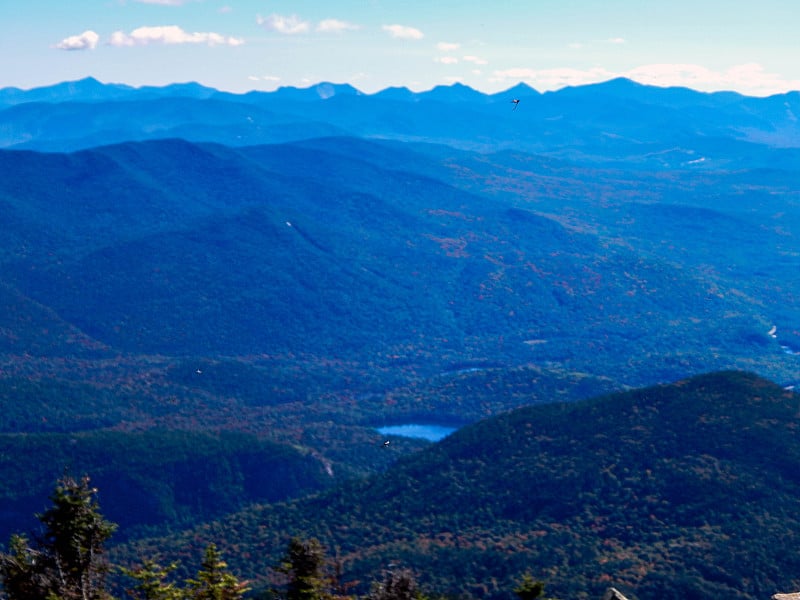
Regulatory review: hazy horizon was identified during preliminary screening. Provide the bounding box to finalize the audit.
[4,73,797,101]
[3,0,800,97]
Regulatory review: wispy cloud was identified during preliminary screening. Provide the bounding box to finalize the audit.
[382,24,424,40]
[463,55,488,66]
[248,75,281,83]
[437,42,460,52]
[257,14,310,35]
[435,56,459,65]
[55,30,100,51]
[316,19,360,33]
[109,25,244,47]
[605,37,626,44]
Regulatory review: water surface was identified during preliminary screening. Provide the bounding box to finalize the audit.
[377,424,457,442]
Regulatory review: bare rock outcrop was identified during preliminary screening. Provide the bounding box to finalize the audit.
[602,588,630,600]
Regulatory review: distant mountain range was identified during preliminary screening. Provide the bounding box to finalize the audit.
[2,78,800,600]
[115,371,800,600]
[1,77,799,168]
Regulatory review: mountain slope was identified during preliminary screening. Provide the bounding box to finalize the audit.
[119,371,800,600]
[0,429,334,543]
[1,137,798,387]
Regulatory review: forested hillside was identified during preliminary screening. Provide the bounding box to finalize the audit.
[0,429,334,543]
[1,79,799,600]
[2,137,798,388]
[115,372,800,600]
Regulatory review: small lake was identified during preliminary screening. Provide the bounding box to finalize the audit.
[377,424,457,442]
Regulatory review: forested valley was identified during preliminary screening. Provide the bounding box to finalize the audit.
[1,78,799,600]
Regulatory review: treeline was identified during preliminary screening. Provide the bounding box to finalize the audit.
[0,475,556,600]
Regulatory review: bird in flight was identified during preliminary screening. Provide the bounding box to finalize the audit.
[510,99,520,110]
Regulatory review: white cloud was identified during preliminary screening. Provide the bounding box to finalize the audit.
[437,42,460,52]
[316,19,359,33]
[435,56,459,65]
[55,30,99,51]
[463,55,488,66]
[382,24,424,40]
[606,37,626,44]
[218,6,233,13]
[109,25,244,47]
[248,75,281,82]
[256,15,358,34]
[108,31,132,47]
[257,14,310,35]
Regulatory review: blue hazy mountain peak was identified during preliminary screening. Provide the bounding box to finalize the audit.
[550,76,648,97]
[136,81,219,99]
[492,82,540,99]
[419,81,486,103]
[553,76,748,107]
[2,76,799,159]
[0,76,134,105]
[370,86,418,101]
[270,81,363,101]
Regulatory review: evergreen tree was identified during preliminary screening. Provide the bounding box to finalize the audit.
[277,538,329,600]
[0,474,117,600]
[0,534,46,600]
[365,568,423,600]
[121,559,184,600]
[513,572,554,600]
[185,544,249,600]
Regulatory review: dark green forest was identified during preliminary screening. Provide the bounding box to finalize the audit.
[5,372,800,600]
[0,429,335,542]
[84,372,800,600]
[1,474,556,600]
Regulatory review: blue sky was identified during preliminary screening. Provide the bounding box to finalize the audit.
[2,0,799,96]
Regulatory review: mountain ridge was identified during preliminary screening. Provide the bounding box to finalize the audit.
[2,77,798,161]
[4,75,797,104]
[116,370,800,600]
